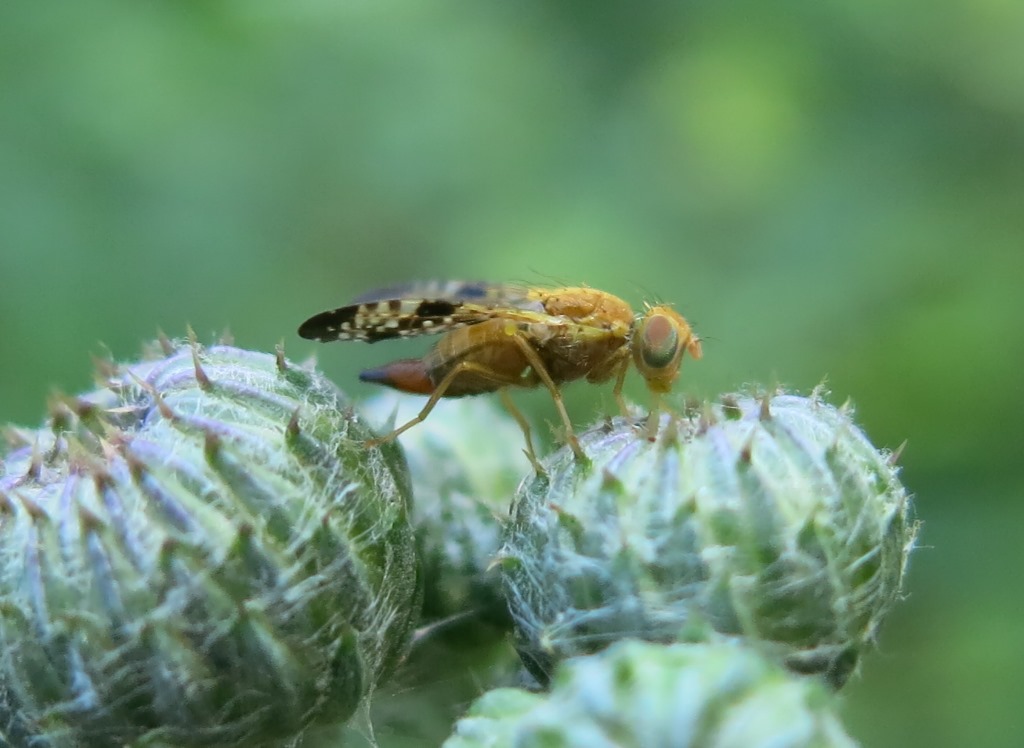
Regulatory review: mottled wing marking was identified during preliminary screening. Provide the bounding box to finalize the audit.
[299,281,550,343]
[299,298,466,342]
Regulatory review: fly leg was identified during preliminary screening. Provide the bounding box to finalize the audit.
[644,392,662,441]
[367,359,545,470]
[590,347,660,437]
[584,346,631,418]
[609,353,631,418]
[499,388,545,475]
[606,352,660,439]
[507,333,587,461]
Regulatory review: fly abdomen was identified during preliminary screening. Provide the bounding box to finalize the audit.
[360,359,435,395]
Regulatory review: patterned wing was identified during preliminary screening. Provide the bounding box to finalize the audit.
[297,281,547,343]
[348,281,525,305]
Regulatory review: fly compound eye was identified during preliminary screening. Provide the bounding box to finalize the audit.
[638,314,681,371]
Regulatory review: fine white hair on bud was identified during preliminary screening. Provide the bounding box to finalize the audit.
[499,391,916,688]
[0,339,419,747]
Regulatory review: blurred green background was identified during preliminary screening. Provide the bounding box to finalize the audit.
[2,0,1022,745]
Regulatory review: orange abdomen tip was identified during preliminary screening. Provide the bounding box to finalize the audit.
[359,358,435,395]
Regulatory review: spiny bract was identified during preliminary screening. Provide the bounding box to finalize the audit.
[443,639,858,748]
[0,339,419,748]
[500,391,916,688]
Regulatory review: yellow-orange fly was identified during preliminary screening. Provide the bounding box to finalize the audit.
[298,281,702,466]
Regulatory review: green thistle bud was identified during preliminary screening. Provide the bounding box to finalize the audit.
[443,639,858,748]
[0,339,418,747]
[362,394,529,627]
[325,395,530,748]
[500,391,916,688]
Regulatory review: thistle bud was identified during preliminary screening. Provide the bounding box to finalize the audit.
[0,341,418,747]
[444,639,858,748]
[500,392,916,688]
[361,394,529,627]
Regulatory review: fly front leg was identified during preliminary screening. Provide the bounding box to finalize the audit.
[584,345,632,419]
[610,354,631,418]
[591,346,661,439]
[644,392,662,441]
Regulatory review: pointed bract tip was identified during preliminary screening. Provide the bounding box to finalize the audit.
[888,440,908,466]
[203,431,222,461]
[91,353,118,383]
[696,414,711,436]
[154,389,175,421]
[287,408,301,438]
[17,491,47,521]
[77,503,104,532]
[99,438,119,462]
[739,435,755,464]
[27,440,42,481]
[716,395,741,420]
[272,342,288,370]
[125,368,151,393]
[235,521,255,541]
[157,329,175,356]
[660,413,680,445]
[600,467,620,489]
[47,395,75,431]
[91,467,115,493]
[698,402,719,433]
[191,345,212,390]
[643,405,661,442]
[72,396,98,421]
[159,536,180,562]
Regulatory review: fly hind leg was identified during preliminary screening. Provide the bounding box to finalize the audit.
[367,359,546,472]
